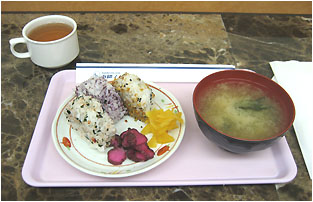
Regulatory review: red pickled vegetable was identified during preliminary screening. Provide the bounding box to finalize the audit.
[127,149,146,162]
[107,147,126,165]
[135,143,154,159]
[120,129,129,139]
[121,128,148,145]
[110,134,122,148]
[134,143,149,151]
[121,132,137,148]
[107,128,155,165]
[130,128,148,145]
[143,147,154,159]
[133,152,147,162]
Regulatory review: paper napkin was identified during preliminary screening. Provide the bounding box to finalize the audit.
[270,61,312,179]
[76,63,235,83]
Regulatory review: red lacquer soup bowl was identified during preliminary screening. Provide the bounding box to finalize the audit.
[193,70,295,153]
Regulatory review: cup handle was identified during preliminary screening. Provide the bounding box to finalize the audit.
[9,38,31,58]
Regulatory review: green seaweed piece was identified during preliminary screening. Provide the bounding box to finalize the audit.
[236,97,268,111]
[222,117,234,133]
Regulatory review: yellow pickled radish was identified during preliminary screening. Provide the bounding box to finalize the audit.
[141,108,184,148]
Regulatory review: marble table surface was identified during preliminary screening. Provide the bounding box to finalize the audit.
[1,12,312,201]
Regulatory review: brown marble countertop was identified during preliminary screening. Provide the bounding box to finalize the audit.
[1,12,312,201]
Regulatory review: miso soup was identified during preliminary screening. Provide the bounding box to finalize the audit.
[198,81,285,140]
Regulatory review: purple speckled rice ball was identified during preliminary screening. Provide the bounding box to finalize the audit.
[75,76,127,122]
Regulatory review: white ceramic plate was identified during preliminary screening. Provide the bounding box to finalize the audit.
[51,82,185,178]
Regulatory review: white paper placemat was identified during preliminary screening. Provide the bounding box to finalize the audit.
[270,61,312,179]
[76,63,235,83]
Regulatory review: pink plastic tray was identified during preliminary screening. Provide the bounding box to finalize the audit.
[22,70,297,187]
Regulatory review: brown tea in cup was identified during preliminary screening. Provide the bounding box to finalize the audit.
[27,23,73,42]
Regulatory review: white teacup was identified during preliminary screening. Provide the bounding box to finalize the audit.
[9,15,79,68]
